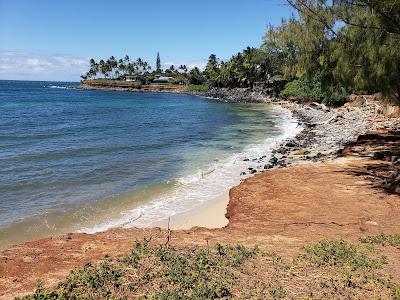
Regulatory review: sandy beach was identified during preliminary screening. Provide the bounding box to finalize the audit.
[152,192,229,230]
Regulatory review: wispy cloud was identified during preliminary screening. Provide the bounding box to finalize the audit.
[0,51,89,81]
[0,51,208,81]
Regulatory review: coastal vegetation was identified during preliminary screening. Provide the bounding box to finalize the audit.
[81,1,400,106]
[202,0,400,105]
[80,54,191,86]
[18,236,400,299]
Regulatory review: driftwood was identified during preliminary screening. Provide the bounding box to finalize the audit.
[385,170,400,193]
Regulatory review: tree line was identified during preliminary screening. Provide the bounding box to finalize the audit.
[82,1,399,105]
[81,56,152,80]
[82,54,191,80]
[269,0,400,105]
[201,0,399,105]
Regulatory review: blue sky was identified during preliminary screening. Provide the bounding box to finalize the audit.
[0,0,293,81]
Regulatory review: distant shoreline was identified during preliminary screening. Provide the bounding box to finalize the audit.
[75,80,281,104]
[75,81,189,94]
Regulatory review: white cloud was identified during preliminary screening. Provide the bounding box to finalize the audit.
[0,51,89,81]
[0,51,209,81]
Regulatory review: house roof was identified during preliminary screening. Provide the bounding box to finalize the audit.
[154,76,173,82]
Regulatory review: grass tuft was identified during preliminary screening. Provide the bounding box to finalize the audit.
[360,233,400,249]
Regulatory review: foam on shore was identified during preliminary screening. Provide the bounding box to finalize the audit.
[81,105,302,233]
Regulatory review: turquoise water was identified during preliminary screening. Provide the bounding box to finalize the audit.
[0,80,299,247]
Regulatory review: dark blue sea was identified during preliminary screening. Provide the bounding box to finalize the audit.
[0,80,299,247]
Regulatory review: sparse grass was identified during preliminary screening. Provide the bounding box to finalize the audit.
[17,238,400,299]
[18,240,258,300]
[187,84,209,92]
[302,240,387,270]
[360,233,400,249]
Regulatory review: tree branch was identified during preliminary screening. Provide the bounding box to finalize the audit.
[286,0,341,39]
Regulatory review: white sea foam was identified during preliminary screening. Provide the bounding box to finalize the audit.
[81,105,303,233]
[47,85,67,89]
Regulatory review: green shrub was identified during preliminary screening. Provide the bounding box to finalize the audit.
[280,72,348,106]
[280,79,309,99]
[360,233,400,249]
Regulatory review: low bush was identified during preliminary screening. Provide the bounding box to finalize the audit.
[280,72,348,107]
[360,233,400,249]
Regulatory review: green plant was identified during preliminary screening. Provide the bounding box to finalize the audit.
[360,233,400,249]
[279,72,348,106]
[17,239,399,299]
[302,240,386,270]
[269,284,287,299]
[19,241,262,299]
[187,84,209,92]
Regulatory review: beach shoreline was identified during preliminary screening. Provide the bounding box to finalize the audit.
[1,93,399,298]
[152,191,229,230]
[0,95,298,250]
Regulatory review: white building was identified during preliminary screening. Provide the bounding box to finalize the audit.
[153,76,174,84]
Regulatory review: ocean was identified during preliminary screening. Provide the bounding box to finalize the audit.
[0,80,299,248]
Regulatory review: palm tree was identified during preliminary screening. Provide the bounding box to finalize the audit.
[124,55,130,65]
[142,61,151,73]
[136,58,143,74]
[179,64,188,74]
[99,60,107,78]
[127,63,136,76]
[107,56,118,79]
[89,58,98,79]
[118,59,125,77]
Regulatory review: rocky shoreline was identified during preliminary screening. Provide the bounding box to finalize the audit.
[75,83,277,102]
[75,83,399,186]
[191,87,276,103]
[234,97,400,178]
